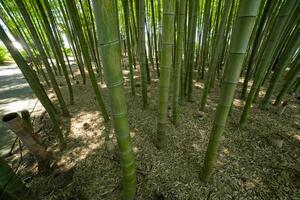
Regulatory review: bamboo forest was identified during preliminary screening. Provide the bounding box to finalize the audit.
[0,0,300,199]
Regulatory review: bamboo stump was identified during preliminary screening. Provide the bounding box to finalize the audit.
[2,112,51,175]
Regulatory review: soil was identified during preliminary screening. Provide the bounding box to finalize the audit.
[5,65,300,200]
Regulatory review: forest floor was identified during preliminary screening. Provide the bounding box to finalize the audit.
[5,63,300,200]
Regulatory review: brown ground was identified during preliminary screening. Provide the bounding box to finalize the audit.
[6,64,300,200]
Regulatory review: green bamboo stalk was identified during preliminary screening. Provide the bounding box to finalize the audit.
[239,0,298,127]
[172,0,187,125]
[157,0,176,148]
[200,0,212,80]
[210,0,223,89]
[56,0,85,81]
[186,0,198,102]
[262,19,300,109]
[183,1,194,96]
[65,0,109,122]
[157,0,162,52]
[150,0,160,77]
[78,0,100,74]
[61,0,87,84]
[1,1,34,51]
[28,0,62,77]
[274,54,300,106]
[200,0,232,111]
[47,0,75,80]
[0,24,65,147]
[241,0,284,98]
[240,4,268,101]
[293,77,300,93]
[87,0,103,82]
[138,0,148,109]
[128,14,138,70]
[216,0,236,79]
[195,1,203,81]
[0,8,51,87]
[180,0,188,103]
[242,0,282,99]
[268,4,300,71]
[145,17,154,69]
[130,0,138,46]
[0,6,31,55]
[122,0,136,96]
[93,0,136,199]
[14,0,69,117]
[61,41,75,80]
[259,1,299,89]
[145,50,151,84]
[201,0,262,181]
[36,0,74,105]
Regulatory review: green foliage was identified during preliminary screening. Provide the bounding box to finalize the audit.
[65,47,72,57]
[0,45,11,64]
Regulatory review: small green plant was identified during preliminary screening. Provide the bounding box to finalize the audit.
[65,47,72,57]
[0,45,11,64]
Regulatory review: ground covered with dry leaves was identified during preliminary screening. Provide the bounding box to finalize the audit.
[6,65,300,200]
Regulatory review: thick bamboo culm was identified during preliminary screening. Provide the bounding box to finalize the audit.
[2,112,50,174]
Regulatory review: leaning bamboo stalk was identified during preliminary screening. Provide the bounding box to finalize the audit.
[35,0,74,106]
[78,0,100,74]
[14,0,70,118]
[262,18,300,109]
[65,0,109,123]
[87,0,104,82]
[0,24,65,148]
[274,55,300,106]
[200,0,232,111]
[239,0,298,127]
[201,0,262,181]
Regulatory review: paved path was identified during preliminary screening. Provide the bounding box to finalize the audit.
[0,63,38,156]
